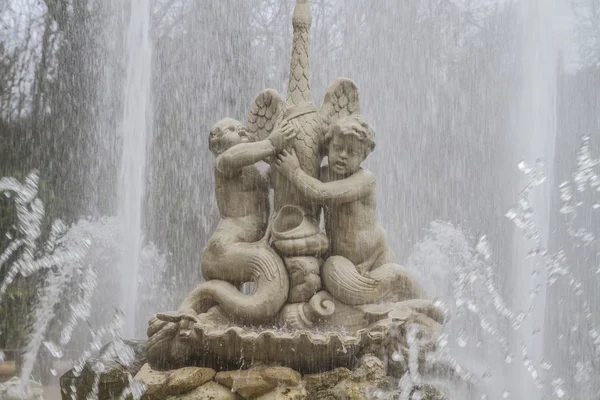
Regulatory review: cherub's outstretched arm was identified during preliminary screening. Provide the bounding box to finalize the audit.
[216,123,294,177]
[216,141,275,177]
[274,149,375,205]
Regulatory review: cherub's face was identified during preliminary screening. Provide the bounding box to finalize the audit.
[327,130,368,177]
[210,119,251,154]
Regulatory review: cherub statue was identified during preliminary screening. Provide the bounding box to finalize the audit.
[144,0,442,373]
[179,117,295,321]
[274,115,429,305]
[147,118,296,365]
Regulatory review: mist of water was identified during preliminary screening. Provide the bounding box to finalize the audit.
[118,0,152,338]
[508,0,559,397]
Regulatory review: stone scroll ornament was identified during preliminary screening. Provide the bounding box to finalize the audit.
[145,0,445,375]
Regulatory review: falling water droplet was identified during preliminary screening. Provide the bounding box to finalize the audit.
[570,325,578,333]
[50,369,57,376]
[502,389,510,398]
[504,354,514,364]
[43,341,64,358]
[552,378,565,398]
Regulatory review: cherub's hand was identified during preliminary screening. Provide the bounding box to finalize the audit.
[268,122,296,151]
[274,149,301,177]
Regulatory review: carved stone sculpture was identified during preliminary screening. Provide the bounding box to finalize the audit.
[146,0,444,379]
[247,1,360,223]
[179,117,296,323]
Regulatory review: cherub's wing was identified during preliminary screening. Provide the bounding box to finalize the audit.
[247,89,287,140]
[318,78,360,132]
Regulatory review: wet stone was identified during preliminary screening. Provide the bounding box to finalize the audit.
[350,354,387,385]
[311,379,365,400]
[60,339,147,400]
[166,367,216,395]
[60,359,130,400]
[303,367,351,394]
[164,381,238,400]
[254,386,308,400]
[134,363,170,400]
[215,369,276,399]
[260,366,302,387]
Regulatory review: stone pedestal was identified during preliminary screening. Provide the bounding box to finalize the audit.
[60,352,447,400]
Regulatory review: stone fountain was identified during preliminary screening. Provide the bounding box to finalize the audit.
[61,1,449,398]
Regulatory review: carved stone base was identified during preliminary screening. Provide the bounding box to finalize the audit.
[147,297,443,375]
[134,357,446,400]
[60,343,450,400]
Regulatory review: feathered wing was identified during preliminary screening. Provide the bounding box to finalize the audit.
[318,78,361,133]
[247,89,287,141]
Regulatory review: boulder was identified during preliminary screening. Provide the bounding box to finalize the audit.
[59,340,146,400]
[260,366,301,387]
[134,363,170,399]
[165,367,216,395]
[350,354,387,385]
[215,369,275,399]
[303,368,351,394]
[60,358,131,400]
[254,386,307,400]
[165,381,238,400]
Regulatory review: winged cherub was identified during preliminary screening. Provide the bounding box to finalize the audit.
[274,115,429,305]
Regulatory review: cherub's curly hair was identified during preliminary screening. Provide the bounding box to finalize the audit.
[324,114,376,156]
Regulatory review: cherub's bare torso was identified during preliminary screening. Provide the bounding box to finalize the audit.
[213,166,268,243]
[322,168,394,274]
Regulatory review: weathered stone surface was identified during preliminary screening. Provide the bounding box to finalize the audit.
[308,380,446,400]
[303,368,351,394]
[60,340,146,400]
[166,367,216,395]
[134,363,170,399]
[422,386,447,400]
[124,339,148,376]
[350,354,388,386]
[215,369,275,399]
[165,381,238,400]
[260,366,301,387]
[311,379,365,400]
[60,358,130,400]
[304,355,417,400]
[254,386,307,400]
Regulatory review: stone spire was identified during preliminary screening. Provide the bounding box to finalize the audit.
[286,0,313,105]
